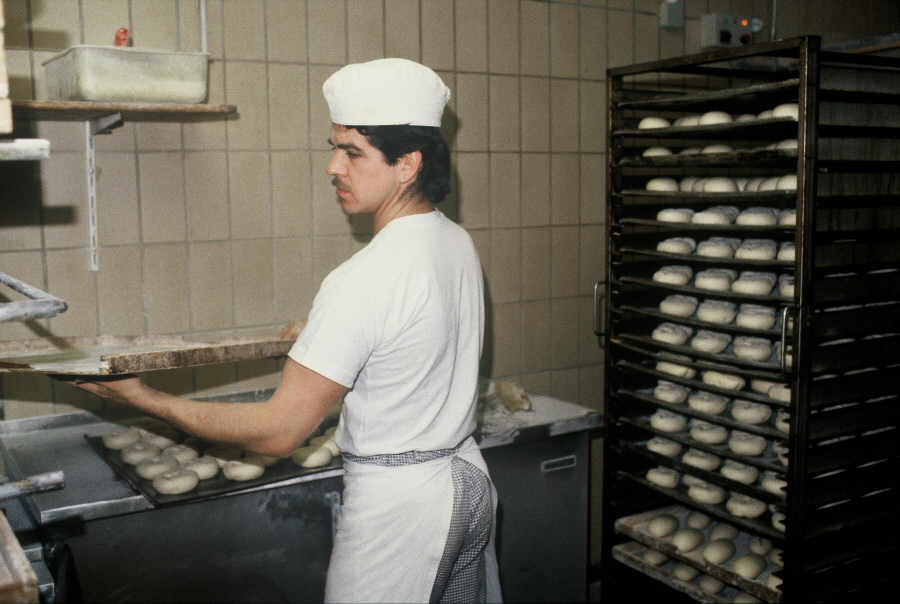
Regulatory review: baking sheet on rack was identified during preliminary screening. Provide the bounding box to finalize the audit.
[86,430,341,506]
[0,335,293,375]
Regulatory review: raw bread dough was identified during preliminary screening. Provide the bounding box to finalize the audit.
[731,553,766,579]
[775,410,790,433]
[690,330,731,354]
[675,115,700,127]
[222,459,266,481]
[768,383,791,403]
[693,205,739,224]
[102,428,141,450]
[767,573,783,591]
[709,523,739,541]
[653,265,694,285]
[696,300,736,324]
[778,242,796,261]
[495,380,532,412]
[647,437,682,457]
[643,146,672,157]
[696,237,739,259]
[682,448,721,471]
[731,400,772,424]
[654,380,689,404]
[732,271,776,296]
[659,295,698,317]
[697,575,724,594]
[650,410,688,433]
[733,592,762,603]
[699,111,732,125]
[761,471,787,496]
[206,444,244,466]
[690,420,728,444]
[291,444,334,468]
[686,511,711,529]
[657,208,695,223]
[695,269,737,292]
[162,444,199,465]
[728,431,768,456]
[647,513,679,537]
[773,442,789,466]
[642,549,668,566]
[733,336,773,361]
[135,455,179,480]
[652,322,693,345]
[688,482,726,504]
[735,239,777,261]
[736,207,777,226]
[672,563,698,581]
[656,354,696,378]
[309,435,341,456]
[182,456,221,480]
[779,274,795,297]
[737,304,776,330]
[748,536,772,555]
[687,391,728,415]
[772,103,799,120]
[646,177,679,191]
[152,469,200,495]
[702,143,733,154]
[701,370,746,391]
[720,460,759,485]
[778,209,796,226]
[657,237,697,255]
[726,493,766,518]
[672,528,704,552]
[772,512,786,532]
[702,177,737,193]
[769,548,783,566]
[638,116,671,129]
[646,466,681,488]
[121,442,162,465]
[703,539,736,564]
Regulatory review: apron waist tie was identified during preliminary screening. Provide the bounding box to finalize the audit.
[341,435,472,467]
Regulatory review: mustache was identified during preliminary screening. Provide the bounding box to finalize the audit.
[331,178,350,191]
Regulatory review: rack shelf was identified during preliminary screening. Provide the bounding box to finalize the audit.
[11,99,236,121]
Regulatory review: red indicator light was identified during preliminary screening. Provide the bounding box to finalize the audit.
[741,18,749,27]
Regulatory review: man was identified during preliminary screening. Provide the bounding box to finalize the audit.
[68,58,501,603]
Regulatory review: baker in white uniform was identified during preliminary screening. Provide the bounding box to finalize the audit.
[66,58,502,603]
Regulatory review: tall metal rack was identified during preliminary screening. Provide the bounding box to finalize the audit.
[600,36,899,602]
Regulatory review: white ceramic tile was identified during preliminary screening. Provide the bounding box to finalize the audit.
[551,153,580,225]
[520,77,550,153]
[96,152,140,245]
[455,153,490,230]
[551,226,579,297]
[550,79,579,152]
[189,241,233,330]
[310,150,353,236]
[268,63,309,150]
[520,226,550,300]
[228,151,272,239]
[488,0,519,74]
[521,153,551,227]
[456,0,488,72]
[422,0,455,70]
[550,3,579,78]
[551,297,580,368]
[489,75,519,152]
[386,0,420,60]
[487,302,521,377]
[455,74,488,152]
[488,228,521,304]
[489,153,521,228]
[185,151,230,241]
[225,61,270,150]
[46,248,98,336]
[267,0,308,62]
[580,154,608,225]
[0,251,47,341]
[520,0,549,76]
[348,0,385,62]
[581,80,607,153]
[139,152,187,243]
[581,7,608,80]
[274,237,315,322]
[40,152,88,249]
[97,245,144,335]
[143,244,190,334]
[223,0,266,60]
[522,299,551,373]
[308,0,346,64]
[271,151,312,238]
[131,0,178,50]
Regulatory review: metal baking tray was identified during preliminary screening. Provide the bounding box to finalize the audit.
[0,334,292,375]
[85,430,340,506]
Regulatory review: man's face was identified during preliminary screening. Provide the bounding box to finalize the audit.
[326,124,403,217]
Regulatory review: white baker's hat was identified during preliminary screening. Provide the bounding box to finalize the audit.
[323,58,450,128]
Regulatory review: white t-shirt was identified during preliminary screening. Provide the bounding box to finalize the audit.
[288,210,485,456]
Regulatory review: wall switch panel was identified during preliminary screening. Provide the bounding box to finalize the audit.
[700,13,761,48]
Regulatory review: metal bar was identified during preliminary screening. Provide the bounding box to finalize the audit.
[0,471,65,501]
[85,120,99,271]
[0,271,68,322]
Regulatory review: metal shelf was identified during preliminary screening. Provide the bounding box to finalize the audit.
[11,99,236,121]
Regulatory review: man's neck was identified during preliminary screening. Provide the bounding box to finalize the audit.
[374,195,433,233]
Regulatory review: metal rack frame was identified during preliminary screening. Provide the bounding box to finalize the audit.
[600,36,899,603]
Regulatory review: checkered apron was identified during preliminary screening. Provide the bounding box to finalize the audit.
[325,436,502,603]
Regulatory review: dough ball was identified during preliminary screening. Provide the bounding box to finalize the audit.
[767,573,783,591]
[731,553,767,580]
[703,539,736,564]
[702,144,734,155]
[773,442,789,466]
[162,444,199,465]
[152,469,199,495]
[654,380,689,404]
[121,441,162,465]
[702,177,737,193]
[768,383,792,403]
[638,116,671,129]
[750,378,778,394]
[691,178,708,192]
[778,242,796,261]
[728,431,768,456]
[757,109,774,120]
[672,528,704,552]
[749,536,773,556]
[690,330,731,354]
[778,209,796,226]
[682,474,707,488]
[733,336,773,361]
[699,111,732,125]
[135,455,179,480]
[656,359,696,379]
[291,444,334,468]
[206,444,244,466]
[735,239,777,261]
[761,471,788,496]
[733,592,762,603]
[772,103,799,120]
[310,435,340,456]
[243,453,281,466]
[642,549,668,566]
[646,177,679,192]
[758,176,780,191]
[775,410,790,433]
[726,493,767,518]
[679,176,699,191]
[732,271,777,296]
[743,177,765,192]
[650,410,688,433]
[643,146,672,157]
[697,575,724,594]
[777,174,798,191]
[102,428,141,450]
[682,448,721,471]
[696,237,739,259]
[693,205,739,225]
[769,548,784,567]
[736,207,777,226]
[672,563,698,581]
[222,459,266,481]
[647,513,679,538]
[659,295,698,317]
[182,456,221,480]
[656,208,695,223]
[646,466,681,489]
[652,322,693,346]
[701,370,746,391]
[688,391,729,415]
[779,274,795,297]
[735,113,756,123]
[720,460,759,485]
[695,269,737,292]
[688,482,726,504]
[690,420,728,444]
[696,300,736,324]
[737,304,776,330]
[675,115,700,127]
[686,511,711,529]
[657,237,697,255]
[709,523,739,541]
[731,400,772,424]
[647,437,682,457]
[776,138,798,151]
[653,265,694,286]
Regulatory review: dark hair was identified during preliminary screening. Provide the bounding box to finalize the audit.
[347,125,451,204]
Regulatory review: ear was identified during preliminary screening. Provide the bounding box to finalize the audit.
[396,150,422,185]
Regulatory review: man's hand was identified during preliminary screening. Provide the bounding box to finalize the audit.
[55,374,144,406]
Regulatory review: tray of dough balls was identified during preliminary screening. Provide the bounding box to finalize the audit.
[88,417,342,506]
[616,104,800,139]
[613,505,784,602]
[620,198,796,232]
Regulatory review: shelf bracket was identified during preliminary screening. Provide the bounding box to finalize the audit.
[0,272,68,322]
[84,113,124,271]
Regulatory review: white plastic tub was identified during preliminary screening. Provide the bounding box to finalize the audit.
[43,45,209,103]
